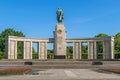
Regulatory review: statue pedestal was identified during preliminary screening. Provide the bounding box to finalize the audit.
[54,23,66,59]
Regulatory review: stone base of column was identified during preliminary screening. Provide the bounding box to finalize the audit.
[54,55,66,59]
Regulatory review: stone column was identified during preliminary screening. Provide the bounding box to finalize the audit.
[103,36,114,60]
[10,40,14,59]
[103,41,106,59]
[9,40,17,59]
[23,41,26,59]
[7,38,10,59]
[54,23,66,59]
[73,42,75,59]
[23,41,32,59]
[45,42,47,59]
[73,42,82,59]
[14,41,17,59]
[110,36,114,59]
[106,40,110,59]
[5,36,9,59]
[73,42,76,59]
[88,41,94,59]
[79,42,82,60]
[73,42,79,59]
[103,40,110,59]
[93,41,97,59]
[38,42,41,59]
[40,42,47,59]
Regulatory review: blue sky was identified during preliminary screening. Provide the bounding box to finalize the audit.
[0,0,120,38]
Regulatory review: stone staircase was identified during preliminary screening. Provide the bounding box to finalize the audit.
[0,59,120,69]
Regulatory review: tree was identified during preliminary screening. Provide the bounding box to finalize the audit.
[47,49,54,59]
[32,47,38,59]
[82,45,87,53]
[95,33,108,53]
[113,32,120,59]
[66,46,73,59]
[67,46,73,54]
[0,28,25,59]
[114,32,120,53]
[81,44,88,59]
[95,33,108,38]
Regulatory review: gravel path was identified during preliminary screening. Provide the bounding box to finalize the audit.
[0,69,120,80]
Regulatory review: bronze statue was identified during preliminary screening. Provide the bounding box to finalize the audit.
[56,8,64,23]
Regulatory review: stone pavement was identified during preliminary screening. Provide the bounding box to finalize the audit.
[0,69,120,80]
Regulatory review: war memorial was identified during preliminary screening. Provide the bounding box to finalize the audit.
[1,8,120,80]
[6,8,114,60]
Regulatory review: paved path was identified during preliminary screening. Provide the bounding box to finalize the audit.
[0,69,120,80]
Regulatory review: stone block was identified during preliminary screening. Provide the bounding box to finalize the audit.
[54,55,66,59]
[92,61,103,65]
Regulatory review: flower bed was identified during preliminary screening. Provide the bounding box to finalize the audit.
[103,68,120,73]
[0,68,31,75]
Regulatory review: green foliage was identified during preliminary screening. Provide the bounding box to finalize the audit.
[0,28,25,59]
[32,47,37,54]
[114,53,120,59]
[0,28,25,52]
[67,53,73,59]
[95,33,108,53]
[95,33,108,38]
[67,46,73,54]
[97,53,103,59]
[32,53,38,59]
[47,50,54,59]
[32,48,38,59]
[81,53,103,59]
[113,32,120,59]
[82,45,88,53]
[114,32,120,52]
[17,42,23,59]
[82,53,88,59]
[0,51,5,59]
[17,53,23,59]
[66,46,73,59]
